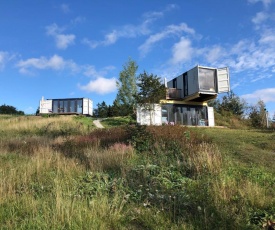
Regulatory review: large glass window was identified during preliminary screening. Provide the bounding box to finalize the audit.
[161,106,168,124]
[53,101,58,113]
[70,100,76,113]
[77,100,82,113]
[198,68,216,92]
[52,99,84,114]
[64,101,68,113]
[175,107,182,125]
[161,104,207,126]
[59,101,64,113]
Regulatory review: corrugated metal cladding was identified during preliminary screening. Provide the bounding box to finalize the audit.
[167,66,230,102]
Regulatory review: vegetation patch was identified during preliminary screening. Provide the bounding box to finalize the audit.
[0,115,274,229]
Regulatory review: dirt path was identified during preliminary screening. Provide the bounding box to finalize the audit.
[93,119,104,128]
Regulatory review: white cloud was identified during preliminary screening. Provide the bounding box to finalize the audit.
[241,88,275,103]
[259,28,275,43]
[248,0,273,8]
[252,11,269,25]
[83,23,149,49]
[0,51,9,70]
[83,4,178,49]
[78,77,117,94]
[228,37,275,72]
[139,23,195,57]
[170,37,193,64]
[83,65,115,78]
[0,51,16,71]
[55,34,75,49]
[16,54,78,74]
[46,23,75,49]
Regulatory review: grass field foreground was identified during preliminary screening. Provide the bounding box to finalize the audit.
[0,115,274,229]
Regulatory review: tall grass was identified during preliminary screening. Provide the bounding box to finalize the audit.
[0,115,274,229]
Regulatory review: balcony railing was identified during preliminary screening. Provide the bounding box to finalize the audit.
[166,88,182,99]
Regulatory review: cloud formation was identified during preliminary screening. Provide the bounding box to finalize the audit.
[0,51,9,70]
[170,37,193,64]
[46,23,75,49]
[16,54,78,74]
[83,4,177,49]
[241,88,275,103]
[78,77,117,94]
[139,23,195,57]
[248,0,273,8]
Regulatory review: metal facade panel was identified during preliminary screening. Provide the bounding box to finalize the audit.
[88,99,93,116]
[207,107,215,126]
[136,104,162,125]
[187,66,199,96]
[82,98,93,116]
[40,99,52,113]
[83,98,89,115]
[167,81,173,88]
[177,74,183,98]
[217,67,230,93]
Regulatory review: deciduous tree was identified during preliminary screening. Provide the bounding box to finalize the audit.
[249,99,268,128]
[115,58,138,116]
[135,71,166,124]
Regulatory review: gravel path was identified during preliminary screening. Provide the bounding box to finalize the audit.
[93,119,104,128]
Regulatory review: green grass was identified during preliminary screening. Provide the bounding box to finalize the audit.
[100,116,135,128]
[193,128,275,171]
[0,115,274,229]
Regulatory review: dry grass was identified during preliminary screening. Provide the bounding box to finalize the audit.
[0,115,274,229]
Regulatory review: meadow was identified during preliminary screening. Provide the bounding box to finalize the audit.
[0,115,274,229]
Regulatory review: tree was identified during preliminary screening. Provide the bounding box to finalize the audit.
[135,71,166,124]
[217,91,247,116]
[97,101,108,118]
[248,100,268,128]
[115,58,138,116]
[0,104,24,115]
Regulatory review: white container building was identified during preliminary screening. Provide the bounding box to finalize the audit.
[39,97,93,116]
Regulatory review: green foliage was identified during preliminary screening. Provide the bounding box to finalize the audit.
[96,101,108,118]
[100,116,134,128]
[248,99,268,128]
[0,104,24,115]
[128,124,153,153]
[135,71,166,105]
[211,91,246,116]
[0,115,275,229]
[73,115,94,130]
[115,58,138,116]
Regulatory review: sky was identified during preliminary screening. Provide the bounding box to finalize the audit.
[0,0,275,117]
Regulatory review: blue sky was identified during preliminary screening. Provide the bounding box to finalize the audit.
[1,0,275,117]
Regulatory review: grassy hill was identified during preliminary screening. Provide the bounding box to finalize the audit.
[0,115,274,229]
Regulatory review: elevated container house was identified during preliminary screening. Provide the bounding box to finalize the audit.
[166,66,230,102]
[137,65,230,126]
[39,97,93,116]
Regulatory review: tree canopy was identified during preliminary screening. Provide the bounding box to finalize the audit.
[0,104,24,115]
[209,91,247,117]
[135,71,166,105]
[115,58,138,116]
